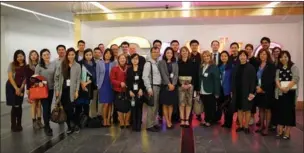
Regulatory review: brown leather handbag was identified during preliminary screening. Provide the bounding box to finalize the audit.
[51,100,66,124]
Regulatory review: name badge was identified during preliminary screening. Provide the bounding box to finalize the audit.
[66,79,70,86]
[204,73,208,77]
[194,91,197,97]
[133,84,138,90]
[170,73,174,78]
[87,76,90,82]
[258,79,261,86]
[135,75,139,80]
[42,81,47,84]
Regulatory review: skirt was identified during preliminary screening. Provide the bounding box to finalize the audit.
[255,93,272,109]
[6,81,24,106]
[159,85,178,106]
[276,90,296,126]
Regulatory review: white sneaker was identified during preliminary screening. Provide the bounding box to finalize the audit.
[249,118,254,125]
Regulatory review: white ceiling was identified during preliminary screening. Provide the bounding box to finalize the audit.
[1,1,303,27]
[84,15,303,27]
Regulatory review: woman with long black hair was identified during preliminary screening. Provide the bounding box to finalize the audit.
[55,47,81,134]
[158,47,179,129]
[35,48,56,136]
[75,48,97,128]
[6,50,27,132]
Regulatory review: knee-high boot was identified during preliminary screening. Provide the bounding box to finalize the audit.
[16,106,23,131]
[11,107,17,132]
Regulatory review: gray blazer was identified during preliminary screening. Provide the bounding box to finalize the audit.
[54,62,81,102]
[158,60,178,85]
[96,60,116,89]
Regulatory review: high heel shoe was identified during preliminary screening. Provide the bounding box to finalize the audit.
[184,120,190,128]
[180,119,185,128]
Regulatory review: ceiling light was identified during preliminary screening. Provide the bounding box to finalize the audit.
[89,2,112,13]
[264,1,281,8]
[0,2,74,24]
[182,2,191,10]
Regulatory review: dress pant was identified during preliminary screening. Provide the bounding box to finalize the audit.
[41,90,54,128]
[201,94,216,123]
[89,90,98,118]
[221,95,233,127]
[146,86,160,128]
[131,97,143,130]
[61,88,74,129]
[75,103,89,126]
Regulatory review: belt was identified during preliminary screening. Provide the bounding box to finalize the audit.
[153,84,161,87]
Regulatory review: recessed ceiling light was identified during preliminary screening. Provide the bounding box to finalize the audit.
[89,2,112,13]
[0,2,74,24]
[265,1,281,8]
[182,2,191,10]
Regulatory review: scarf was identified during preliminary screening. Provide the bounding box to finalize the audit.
[83,60,96,84]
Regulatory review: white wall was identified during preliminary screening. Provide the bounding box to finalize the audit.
[0,16,74,102]
[82,22,303,101]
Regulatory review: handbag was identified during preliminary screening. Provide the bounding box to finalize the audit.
[51,102,67,124]
[29,75,48,100]
[29,85,48,100]
[280,81,297,90]
[144,61,154,106]
[114,92,131,113]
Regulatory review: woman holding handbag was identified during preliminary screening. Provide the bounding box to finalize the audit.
[178,47,199,128]
[158,47,179,129]
[96,48,116,127]
[55,48,81,134]
[75,48,96,128]
[35,48,56,136]
[275,51,299,140]
[110,54,130,128]
[126,53,145,131]
[25,50,43,130]
[6,50,27,132]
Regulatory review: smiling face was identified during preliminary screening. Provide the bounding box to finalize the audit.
[42,51,50,63]
[67,51,76,63]
[85,51,93,61]
[118,55,127,66]
[220,53,229,64]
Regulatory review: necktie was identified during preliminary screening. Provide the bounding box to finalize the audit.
[213,54,217,65]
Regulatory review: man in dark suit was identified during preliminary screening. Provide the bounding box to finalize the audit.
[230,42,240,66]
[75,40,86,63]
[211,40,221,66]
[128,43,146,70]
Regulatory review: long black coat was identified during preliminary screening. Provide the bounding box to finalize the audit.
[231,62,256,112]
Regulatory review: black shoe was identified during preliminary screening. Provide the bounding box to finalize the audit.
[196,115,202,122]
[153,125,161,130]
[236,127,244,132]
[67,128,74,134]
[16,125,23,132]
[120,126,125,129]
[44,127,53,136]
[146,127,159,132]
[244,128,250,134]
[74,126,80,134]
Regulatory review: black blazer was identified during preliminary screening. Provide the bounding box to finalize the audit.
[256,62,276,97]
[126,66,145,95]
[231,62,256,111]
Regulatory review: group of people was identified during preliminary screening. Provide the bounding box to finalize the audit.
[6,37,299,141]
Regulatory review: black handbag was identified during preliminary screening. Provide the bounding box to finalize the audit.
[114,92,131,113]
[143,61,154,106]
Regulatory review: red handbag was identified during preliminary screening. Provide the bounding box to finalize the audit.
[29,75,49,100]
